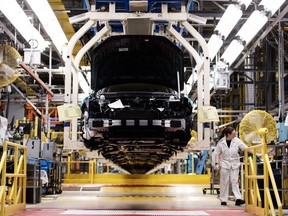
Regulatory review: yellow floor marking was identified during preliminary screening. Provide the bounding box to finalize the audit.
[101,186,173,193]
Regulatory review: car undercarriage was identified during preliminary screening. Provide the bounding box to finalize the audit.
[81,35,192,174]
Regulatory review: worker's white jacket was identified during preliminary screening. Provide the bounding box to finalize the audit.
[215,137,247,170]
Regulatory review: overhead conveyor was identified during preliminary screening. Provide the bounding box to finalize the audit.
[64,0,213,169]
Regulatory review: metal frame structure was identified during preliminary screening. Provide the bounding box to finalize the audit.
[64,1,212,152]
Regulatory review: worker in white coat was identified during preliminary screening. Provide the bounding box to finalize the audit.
[214,126,246,206]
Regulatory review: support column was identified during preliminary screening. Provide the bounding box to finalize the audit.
[244,55,255,111]
[64,20,95,148]
[181,21,211,149]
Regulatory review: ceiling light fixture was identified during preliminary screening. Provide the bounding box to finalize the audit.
[0,0,48,51]
[27,0,90,95]
[259,0,285,15]
[208,0,252,61]
[214,4,243,40]
[220,0,285,66]
[26,0,68,54]
[237,0,253,9]
[220,39,245,66]
[236,10,268,45]
[207,34,223,61]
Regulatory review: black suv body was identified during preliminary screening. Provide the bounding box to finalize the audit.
[81,35,192,174]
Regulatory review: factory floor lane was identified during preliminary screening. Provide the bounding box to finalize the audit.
[13,184,258,216]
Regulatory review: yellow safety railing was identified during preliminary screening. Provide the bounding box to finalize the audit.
[88,159,96,184]
[244,128,282,216]
[0,141,27,216]
[64,156,96,183]
[0,149,7,216]
[61,156,210,185]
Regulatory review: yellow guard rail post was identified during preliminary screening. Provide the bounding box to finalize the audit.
[244,128,282,216]
[0,141,27,216]
[89,159,94,183]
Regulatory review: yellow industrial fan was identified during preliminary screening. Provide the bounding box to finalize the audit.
[239,110,276,147]
[0,44,22,87]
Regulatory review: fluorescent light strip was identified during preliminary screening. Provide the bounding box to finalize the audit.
[208,34,223,61]
[259,0,285,15]
[27,0,90,95]
[26,0,68,54]
[0,0,48,51]
[236,10,268,45]
[238,0,253,9]
[221,39,244,66]
[208,1,252,61]
[220,0,285,66]
[215,4,243,40]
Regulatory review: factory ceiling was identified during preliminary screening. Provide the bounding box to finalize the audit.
[0,0,287,113]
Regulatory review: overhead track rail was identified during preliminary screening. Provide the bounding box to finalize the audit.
[64,1,212,164]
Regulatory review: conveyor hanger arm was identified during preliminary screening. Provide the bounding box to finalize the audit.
[64,1,211,150]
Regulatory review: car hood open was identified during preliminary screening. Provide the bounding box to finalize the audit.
[91,35,184,92]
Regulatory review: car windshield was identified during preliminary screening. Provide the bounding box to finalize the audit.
[91,35,184,92]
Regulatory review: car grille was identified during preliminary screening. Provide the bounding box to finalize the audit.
[111,110,159,119]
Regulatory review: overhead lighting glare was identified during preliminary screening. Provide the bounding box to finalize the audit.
[259,0,285,15]
[221,39,244,66]
[0,0,48,51]
[237,0,253,9]
[221,10,267,66]
[26,0,68,54]
[27,0,90,95]
[215,4,243,40]
[236,10,268,45]
[219,0,284,67]
[208,34,223,61]
[208,0,252,61]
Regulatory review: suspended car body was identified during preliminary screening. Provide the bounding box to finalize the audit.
[81,35,192,174]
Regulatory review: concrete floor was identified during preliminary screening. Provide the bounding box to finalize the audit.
[13,184,256,215]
